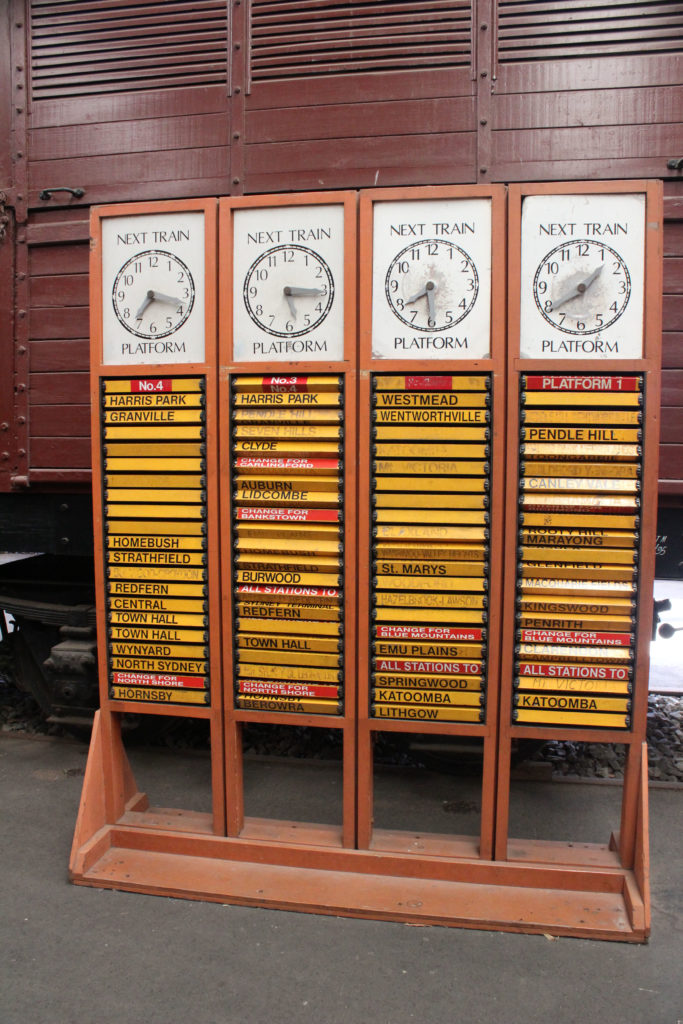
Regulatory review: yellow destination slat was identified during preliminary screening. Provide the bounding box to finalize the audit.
[108,565,206,582]
[375,592,485,609]
[235,570,341,587]
[522,477,639,494]
[105,458,205,473]
[515,677,631,694]
[236,662,340,683]
[106,474,205,489]
[108,580,206,597]
[374,459,489,476]
[374,444,489,460]
[104,443,205,457]
[233,424,343,440]
[522,409,641,425]
[106,488,204,504]
[104,426,205,440]
[109,626,207,643]
[519,529,638,548]
[374,493,487,510]
[375,510,487,525]
[236,615,341,635]
[232,392,341,407]
[374,640,484,659]
[238,632,341,654]
[237,648,341,669]
[372,705,483,722]
[104,378,203,393]
[375,607,486,624]
[374,543,486,561]
[237,696,341,715]
[236,602,341,621]
[373,688,482,706]
[232,408,342,424]
[514,709,630,728]
[517,595,634,615]
[374,525,488,542]
[106,504,204,520]
[517,642,632,663]
[374,476,487,493]
[375,560,486,578]
[520,513,639,530]
[518,579,635,597]
[520,494,639,512]
[108,550,206,565]
[520,564,635,582]
[109,612,207,628]
[516,693,630,713]
[104,409,204,425]
[233,441,342,456]
[110,657,208,674]
[104,393,203,408]
[108,597,207,613]
[235,489,341,508]
[375,575,485,592]
[374,426,489,442]
[521,392,642,407]
[106,520,205,536]
[110,685,208,705]
[521,443,641,461]
[236,475,342,492]
[232,375,341,392]
[373,375,489,392]
[374,408,490,425]
[520,461,640,480]
[374,392,489,408]
[518,613,634,631]
[235,536,342,556]
[236,553,341,572]
[110,642,208,659]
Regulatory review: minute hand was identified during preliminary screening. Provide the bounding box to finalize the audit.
[551,265,603,312]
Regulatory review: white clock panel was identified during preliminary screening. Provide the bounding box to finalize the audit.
[101,210,205,365]
[232,204,345,362]
[520,193,645,360]
[371,197,492,360]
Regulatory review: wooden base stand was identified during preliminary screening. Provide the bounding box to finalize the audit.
[70,713,650,942]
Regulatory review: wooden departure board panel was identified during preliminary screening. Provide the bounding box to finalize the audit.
[229,374,346,716]
[513,373,643,730]
[370,373,491,724]
[102,376,210,706]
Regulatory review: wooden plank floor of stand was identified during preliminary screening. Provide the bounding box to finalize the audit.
[108,565,207,582]
[374,426,490,442]
[237,695,342,715]
[516,660,632,681]
[236,474,342,492]
[519,563,636,582]
[237,680,341,700]
[513,708,630,728]
[105,474,206,489]
[520,460,641,480]
[514,676,632,695]
[238,632,342,654]
[375,606,486,624]
[518,579,636,598]
[235,535,342,556]
[522,477,639,494]
[373,375,489,392]
[372,688,484,707]
[374,542,487,561]
[374,493,488,511]
[106,504,206,520]
[236,614,341,635]
[233,440,343,456]
[519,494,639,513]
[374,443,489,459]
[236,553,342,572]
[232,375,342,393]
[374,639,484,658]
[372,704,484,722]
[374,574,486,593]
[374,459,489,477]
[374,525,488,542]
[110,685,209,705]
[235,569,342,587]
[516,641,632,663]
[520,513,639,531]
[232,408,343,424]
[515,693,630,714]
[233,456,341,474]
[517,612,634,631]
[373,408,490,426]
[237,648,341,669]
[104,378,205,393]
[235,489,341,508]
[520,442,641,461]
[374,559,487,577]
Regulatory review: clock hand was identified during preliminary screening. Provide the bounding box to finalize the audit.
[551,265,604,312]
[135,290,155,318]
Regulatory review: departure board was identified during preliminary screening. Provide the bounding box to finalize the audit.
[230,374,345,716]
[102,376,210,706]
[513,373,643,729]
[370,373,490,723]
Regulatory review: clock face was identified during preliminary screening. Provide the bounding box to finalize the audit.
[101,210,205,365]
[243,244,334,337]
[112,250,195,339]
[371,197,492,360]
[232,204,345,362]
[520,193,645,360]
